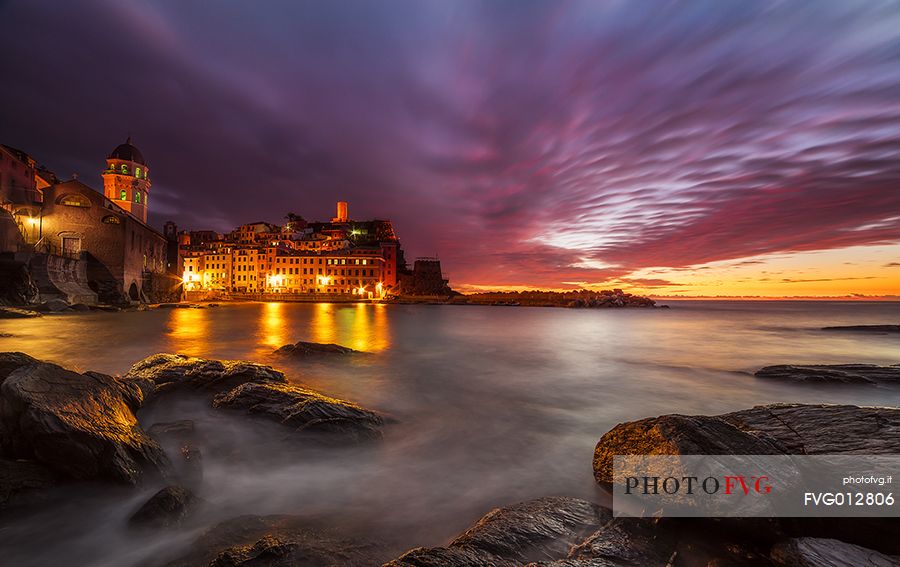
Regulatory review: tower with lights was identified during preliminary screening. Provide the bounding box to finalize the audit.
[102,137,151,223]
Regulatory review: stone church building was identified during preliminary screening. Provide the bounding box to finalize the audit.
[0,138,178,304]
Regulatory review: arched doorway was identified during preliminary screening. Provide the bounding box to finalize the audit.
[128,282,140,301]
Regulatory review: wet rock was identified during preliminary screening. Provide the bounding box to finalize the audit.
[44,298,70,312]
[274,340,360,356]
[771,537,900,566]
[543,516,783,567]
[147,420,196,441]
[721,404,900,455]
[129,485,198,529]
[822,324,900,334]
[385,546,512,567]
[755,364,900,385]
[165,514,388,567]
[593,413,784,484]
[0,459,58,508]
[0,352,170,484]
[0,306,41,318]
[593,404,900,483]
[124,353,286,400]
[212,382,384,442]
[384,497,610,566]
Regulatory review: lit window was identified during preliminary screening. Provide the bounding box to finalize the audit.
[136,167,141,178]
[58,194,91,208]
[135,192,141,204]
[120,189,127,200]
[102,215,121,224]
[121,164,128,174]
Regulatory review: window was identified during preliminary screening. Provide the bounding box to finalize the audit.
[136,167,141,178]
[102,215,121,224]
[135,192,141,204]
[120,189,127,200]
[121,164,128,174]
[58,194,91,208]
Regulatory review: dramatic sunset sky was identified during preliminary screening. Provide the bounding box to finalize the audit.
[2,0,899,297]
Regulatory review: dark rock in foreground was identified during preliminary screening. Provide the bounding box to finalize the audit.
[770,537,900,566]
[756,364,900,385]
[165,514,388,567]
[129,485,198,529]
[594,404,900,483]
[213,382,385,442]
[383,497,610,566]
[0,352,170,484]
[592,412,784,484]
[0,458,58,507]
[275,340,360,356]
[124,353,286,399]
[0,306,41,318]
[721,404,900,455]
[822,324,900,334]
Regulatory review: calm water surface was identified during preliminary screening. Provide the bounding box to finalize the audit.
[1,301,898,566]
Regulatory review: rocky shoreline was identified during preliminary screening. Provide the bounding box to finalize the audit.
[0,287,666,316]
[0,348,898,566]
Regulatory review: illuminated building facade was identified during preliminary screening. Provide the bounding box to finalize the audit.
[181,202,403,298]
[102,138,151,223]
[0,139,175,303]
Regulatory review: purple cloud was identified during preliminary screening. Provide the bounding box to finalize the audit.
[2,1,899,288]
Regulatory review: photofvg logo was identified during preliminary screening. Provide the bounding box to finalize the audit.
[624,474,772,496]
[612,455,899,518]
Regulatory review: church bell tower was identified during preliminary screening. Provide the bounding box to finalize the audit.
[102,137,151,223]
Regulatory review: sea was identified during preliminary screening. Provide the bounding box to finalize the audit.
[0,300,898,565]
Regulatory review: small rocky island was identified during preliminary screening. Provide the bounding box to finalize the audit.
[1,348,897,566]
[454,288,662,308]
[822,324,900,334]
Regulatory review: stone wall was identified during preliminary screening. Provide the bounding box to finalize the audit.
[29,253,97,304]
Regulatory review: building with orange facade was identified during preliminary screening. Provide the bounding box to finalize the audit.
[181,202,405,298]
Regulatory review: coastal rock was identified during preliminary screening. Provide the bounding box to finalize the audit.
[593,404,900,483]
[592,413,784,484]
[124,353,286,399]
[128,485,198,529]
[274,340,360,356]
[42,298,70,312]
[165,514,387,567]
[755,364,900,385]
[0,306,41,318]
[0,352,170,484]
[212,382,384,442]
[770,537,900,566]
[541,519,676,566]
[383,497,610,566]
[147,419,196,441]
[822,324,900,334]
[384,546,512,566]
[721,404,900,455]
[0,459,58,507]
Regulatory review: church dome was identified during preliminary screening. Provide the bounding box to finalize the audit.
[108,137,146,165]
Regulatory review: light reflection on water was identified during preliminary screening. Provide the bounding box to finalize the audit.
[0,300,898,566]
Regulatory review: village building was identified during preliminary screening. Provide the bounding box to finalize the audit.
[0,138,178,304]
